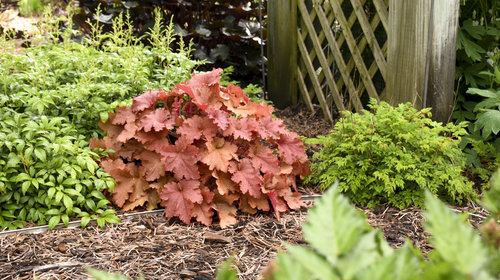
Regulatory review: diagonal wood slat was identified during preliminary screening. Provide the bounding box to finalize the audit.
[328,0,380,101]
[297,28,335,122]
[295,0,387,118]
[314,3,363,112]
[298,0,344,117]
[350,0,386,79]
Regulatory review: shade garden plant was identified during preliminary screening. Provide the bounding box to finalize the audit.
[0,7,202,230]
[306,100,476,209]
[91,69,309,228]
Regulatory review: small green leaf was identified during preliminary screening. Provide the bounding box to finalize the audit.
[47,187,56,199]
[48,215,60,230]
[62,194,73,211]
[103,215,121,224]
[45,209,60,215]
[61,214,69,227]
[96,217,105,228]
[34,148,46,162]
[81,216,91,228]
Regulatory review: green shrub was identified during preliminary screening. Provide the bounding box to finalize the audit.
[0,108,118,230]
[305,100,475,209]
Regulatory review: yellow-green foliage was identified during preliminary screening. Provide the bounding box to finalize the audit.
[306,100,476,209]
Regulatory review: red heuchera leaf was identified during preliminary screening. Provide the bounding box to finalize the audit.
[113,106,136,125]
[135,129,170,153]
[160,180,203,224]
[223,117,257,141]
[116,122,138,143]
[98,113,123,140]
[256,116,288,140]
[201,138,238,173]
[161,139,201,180]
[206,107,230,130]
[92,69,311,227]
[229,159,263,198]
[248,142,280,174]
[192,186,215,226]
[276,132,308,165]
[138,150,165,182]
[267,190,288,221]
[120,140,143,160]
[213,170,237,195]
[177,69,223,111]
[139,108,175,132]
[132,89,164,112]
[177,115,218,144]
[182,102,199,116]
[215,202,237,229]
[100,159,148,208]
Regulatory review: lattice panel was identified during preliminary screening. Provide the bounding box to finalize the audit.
[296,0,388,122]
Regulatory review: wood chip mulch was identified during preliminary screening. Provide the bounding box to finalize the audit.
[0,203,489,280]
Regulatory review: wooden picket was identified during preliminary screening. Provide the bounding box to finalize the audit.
[296,0,388,121]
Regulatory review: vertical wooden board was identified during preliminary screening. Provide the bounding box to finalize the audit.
[267,0,298,108]
[385,0,430,109]
[427,0,460,123]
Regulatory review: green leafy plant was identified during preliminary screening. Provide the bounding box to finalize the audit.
[218,179,500,279]
[306,100,475,209]
[91,69,309,228]
[0,7,201,139]
[0,108,119,230]
[453,0,500,182]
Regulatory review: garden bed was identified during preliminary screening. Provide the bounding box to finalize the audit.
[0,106,490,280]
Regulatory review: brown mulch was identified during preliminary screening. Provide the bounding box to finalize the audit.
[0,105,491,280]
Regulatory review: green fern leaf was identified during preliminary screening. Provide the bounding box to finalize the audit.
[423,192,490,277]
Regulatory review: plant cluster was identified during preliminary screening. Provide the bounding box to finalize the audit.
[306,100,475,209]
[75,0,266,85]
[0,7,201,138]
[0,7,201,230]
[454,0,500,181]
[219,179,500,279]
[0,108,118,230]
[91,69,309,228]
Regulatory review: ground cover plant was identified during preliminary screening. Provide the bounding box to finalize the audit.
[91,69,309,228]
[0,108,117,230]
[306,100,476,209]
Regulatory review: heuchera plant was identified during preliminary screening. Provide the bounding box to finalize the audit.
[91,69,309,227]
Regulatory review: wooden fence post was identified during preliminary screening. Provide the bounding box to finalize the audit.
[427,0,460,123]
[267,0,298,108]
[384,0,459,123]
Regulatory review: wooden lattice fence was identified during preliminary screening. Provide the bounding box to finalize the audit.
[297,0,388,122]
[268,0,459,123]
